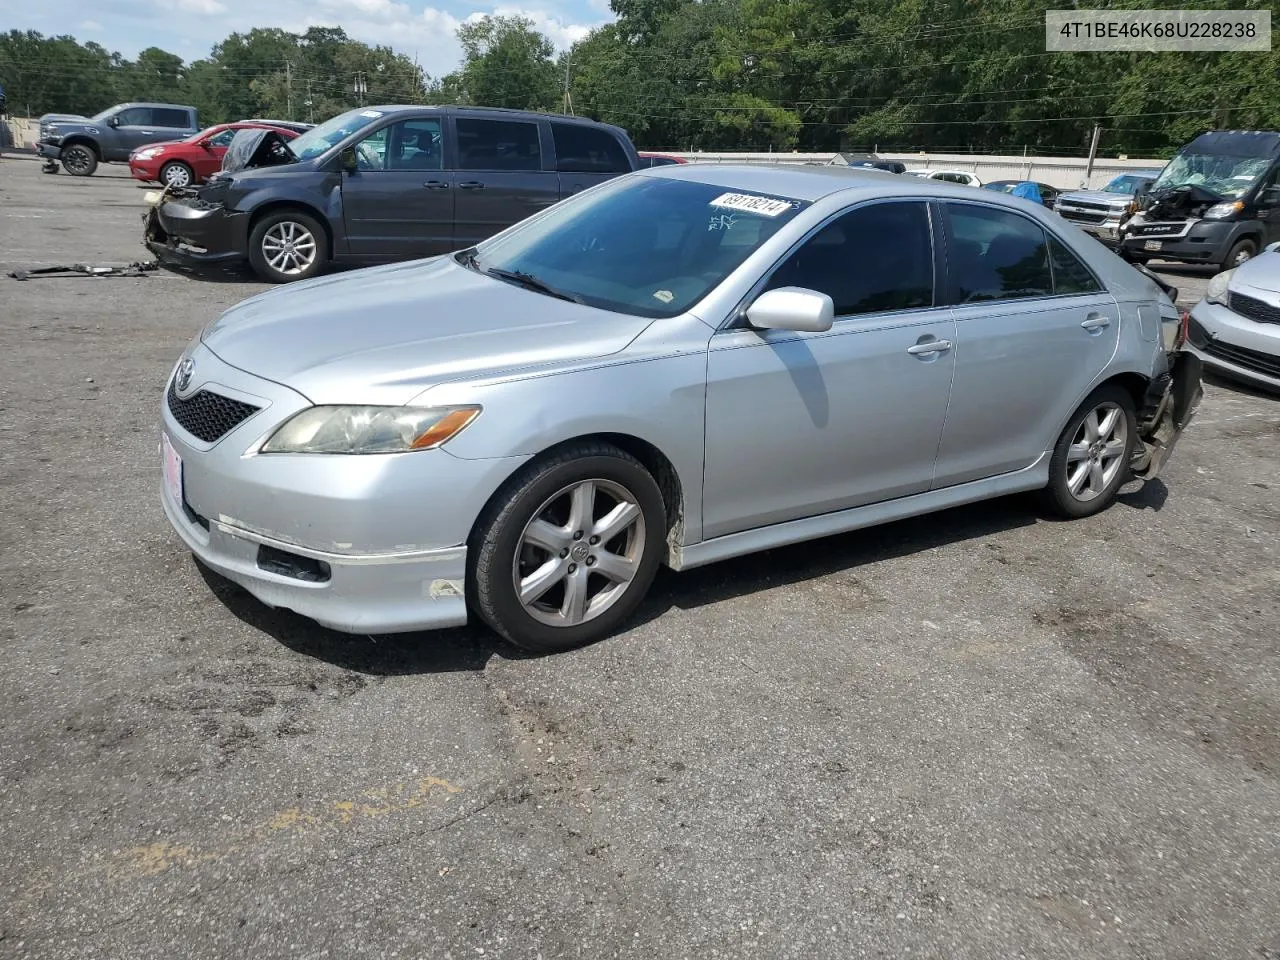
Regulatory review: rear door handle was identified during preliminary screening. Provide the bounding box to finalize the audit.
[458,181,485,190]
[907,339,953,356]
[1081,314,1111,332]
[423,180,450,189]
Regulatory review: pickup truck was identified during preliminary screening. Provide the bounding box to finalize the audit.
[144,105,642,283]
[1053,170,1162,250]
[37,103,200,176]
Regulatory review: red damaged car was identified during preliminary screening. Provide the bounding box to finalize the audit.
[129,122,300,188]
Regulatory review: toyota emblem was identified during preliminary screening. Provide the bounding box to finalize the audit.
[175,357,195,394]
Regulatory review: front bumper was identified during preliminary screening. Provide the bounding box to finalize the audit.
[1059,214,1125,246]
[1186,300,1280,392]
[144,198,249,266]
[35,140,62,160]
[130,159,161,182]
[159,343,528,633]
[1121,217,1237,264]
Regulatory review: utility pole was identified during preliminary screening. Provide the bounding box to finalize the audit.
[1083,123,1101,187]
[354,72,367,107]
[286,60,293,121]
[305,79,314,124]
[562,58,572,115]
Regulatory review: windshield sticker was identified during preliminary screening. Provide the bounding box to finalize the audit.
[709,192,793,218]
[359,110,383,118]
[707,212,738,232]
[652,289,675,304]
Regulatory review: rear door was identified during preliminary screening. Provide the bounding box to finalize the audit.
[340,115,456,260]
[1255,164,1280,245]
[931,201,1120,488]
[551,121,634,198]
[451,115,558,247]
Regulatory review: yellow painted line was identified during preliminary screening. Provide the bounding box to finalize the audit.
[104,777,461,881]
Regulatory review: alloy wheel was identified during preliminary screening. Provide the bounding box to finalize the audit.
[512,479,646,627]
[63,146,93,174]
[162,164,191,187]
[261,221,318,276]
[1065,401,1128,502]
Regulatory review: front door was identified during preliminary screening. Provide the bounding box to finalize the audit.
[1255,165,1280,245]
[451,116,559,247]
[341,116,455,260]
[702,200,956,539]
[113,106,161,156]
[932,201,1120,488]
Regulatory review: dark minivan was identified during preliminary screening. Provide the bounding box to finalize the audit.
[1121,130,1280,271]
[145,105,641,283]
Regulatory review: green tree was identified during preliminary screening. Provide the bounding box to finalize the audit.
[443,15,558,111]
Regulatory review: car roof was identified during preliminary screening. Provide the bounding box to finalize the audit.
[360,104,628,131]
[642,162,1009,203]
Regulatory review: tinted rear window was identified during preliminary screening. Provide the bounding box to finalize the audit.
[945,203,1052,303]
[153,108,191,128]
[457,118,542,171]
[553,122,630,173]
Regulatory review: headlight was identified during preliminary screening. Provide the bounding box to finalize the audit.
[1205,269,1234,306]
[134,147,162,160]
[1203,200,1243,220]
[260,405,481,454]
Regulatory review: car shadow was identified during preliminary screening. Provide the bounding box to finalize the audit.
[199,493,1042,674]
[1203,369,1279,400]
[1118,477,1168,511]
[154,261,362,285]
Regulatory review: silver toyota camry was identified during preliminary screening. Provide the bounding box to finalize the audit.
[160,164,1203,652]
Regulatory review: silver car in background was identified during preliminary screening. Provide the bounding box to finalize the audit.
[160,165,1202,652]
[1186,244,1280,391]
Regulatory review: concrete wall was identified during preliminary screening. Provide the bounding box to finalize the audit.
[3,118,39,151]
[668,150,1167,191]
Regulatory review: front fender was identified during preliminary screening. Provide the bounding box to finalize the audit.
[230,177,344,254]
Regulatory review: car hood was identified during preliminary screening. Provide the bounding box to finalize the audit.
[1230,251,1280,294]
[1058,189,1131,205]
[201,257,656,405]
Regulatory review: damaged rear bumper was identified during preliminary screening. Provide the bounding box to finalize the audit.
[1131,349,1204,481]
[143,196,249,267]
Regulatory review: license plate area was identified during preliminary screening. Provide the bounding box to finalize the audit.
[162,433,183,507]
[1144,240,1163,252]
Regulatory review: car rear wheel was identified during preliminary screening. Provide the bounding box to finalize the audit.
[1221,238,1257,271]
[469,443,667,653]
[1041,385,1137,519]
[248,210,325,283]
[159,160,194,188]
[61,143,97,177]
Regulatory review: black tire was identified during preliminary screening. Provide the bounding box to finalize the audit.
[60,143,97,177]
[247,209,326,283]
[1220,238,1257,271]
[159,160,195,188]
[1041,384,1138,519]
[469,442,667,653]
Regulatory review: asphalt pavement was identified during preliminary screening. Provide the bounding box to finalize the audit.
[1,157,1278,960]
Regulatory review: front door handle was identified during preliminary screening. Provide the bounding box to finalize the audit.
[1081,314,1111,333]
[423,180,451,189]
[458,181,485,190]
[907,338,953,356]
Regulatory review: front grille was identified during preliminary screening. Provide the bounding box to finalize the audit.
[1061,211,1107,225]
[1129,221,1187,237]
[1062,200,1113,213]
[167,380,261,443]
[1203,338,1280,379]
[1232,292,1280,326]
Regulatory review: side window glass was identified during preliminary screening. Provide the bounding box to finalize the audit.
[766,202,934,315]
[153,108,191,128]
[945,204,1052,303]
[116,108,153,126]
[387,118,442,171]
[207,129,237,148]
[551,122,629,173]
[456,118,541,171]
[353,125,390,170]
[1048,235,1101,295]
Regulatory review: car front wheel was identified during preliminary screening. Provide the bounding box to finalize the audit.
[248,210,325,283]
[470,443,667,653]
[61,143,98,176]
[160,160,194,188]
[1041,385,1137,519]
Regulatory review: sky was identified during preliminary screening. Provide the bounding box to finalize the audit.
[0,0,614,78]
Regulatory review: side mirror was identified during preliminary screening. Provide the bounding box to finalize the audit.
[340,147,359,174]
[108,116,120,128]
[745,287,835,333]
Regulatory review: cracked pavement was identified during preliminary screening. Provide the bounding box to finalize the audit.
[1,158,1279,959]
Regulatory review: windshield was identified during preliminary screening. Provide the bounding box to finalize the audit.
[1150,153,1273,200]
[288,108,385,161]
[470,176,810,318]
[1102,175,1151,194]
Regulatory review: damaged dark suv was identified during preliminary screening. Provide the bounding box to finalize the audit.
[1121,130,1280,271]
[144,105,640,283]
